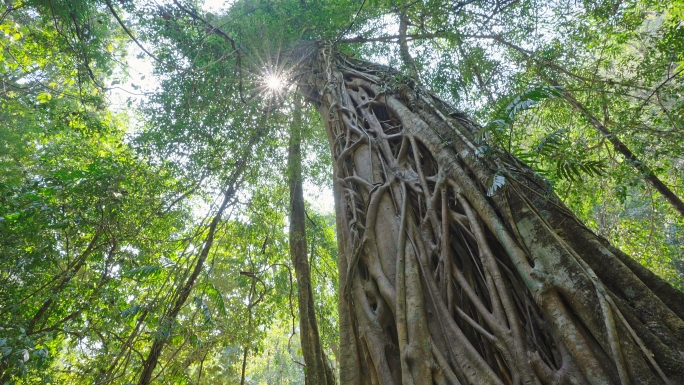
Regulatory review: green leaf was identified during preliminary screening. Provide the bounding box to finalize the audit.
[556,159,605,181]
[200,282,227,317]
[535,129,567,155]
[171,335,183,345]
[502,86,564,124]
[46,222,69,229]
[193,297,213,325]
[36,92,51,103]
[487,173,506,196]
[188,333,201,348]
[123,265,162,279]
[121,304,141,318]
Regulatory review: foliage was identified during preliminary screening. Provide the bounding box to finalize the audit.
[403,0,684,288]
[1,0,683,382]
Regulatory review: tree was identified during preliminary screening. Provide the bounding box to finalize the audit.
[287,44,684,383]
[392,0,684,284]
[288,94,336,385]
[3,0,684,383]
[0,2,194,381]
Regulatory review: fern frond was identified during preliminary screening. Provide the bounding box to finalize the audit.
[556,159,605,181]
[123,265,163,279]
[487,173,506,196]
[535,129,567,155]
[503,86,563,124]
[200,282,227,317]
[193,297,213,325]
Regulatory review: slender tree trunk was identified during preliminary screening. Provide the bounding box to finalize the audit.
[559,90,684,218]
[288,94,336,385]
[240,279,255,385]
[137,148,250,385]
[26,227,102,334]
[298,46,684,384]
[137,181,236,385]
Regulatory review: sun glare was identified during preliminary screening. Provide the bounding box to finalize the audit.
[266,74,285,92]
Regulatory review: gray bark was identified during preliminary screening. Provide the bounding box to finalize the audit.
[297,46,684,384]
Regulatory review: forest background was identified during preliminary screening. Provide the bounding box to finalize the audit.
[0,0,683,383]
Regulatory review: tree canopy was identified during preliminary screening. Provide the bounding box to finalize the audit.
[1,0,682,383]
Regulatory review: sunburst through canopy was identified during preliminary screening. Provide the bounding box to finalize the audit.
[265,74,285,92]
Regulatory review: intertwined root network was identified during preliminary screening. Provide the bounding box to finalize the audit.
[306,52,684,385]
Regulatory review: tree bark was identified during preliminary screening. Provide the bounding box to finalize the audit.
[297,46,684,384]
[288,94,336,385]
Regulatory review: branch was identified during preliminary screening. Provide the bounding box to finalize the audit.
[339,32,443,44]
[559,89,684,217]
[334,0,367,44]
[171,0,249,105]
[462,33,651,91]
[398,12,420,81]
[136,128,259,384]
[172,0,238,49]
[104,0,165,66]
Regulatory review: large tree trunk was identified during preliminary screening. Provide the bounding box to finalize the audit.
[298,47,684,384]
